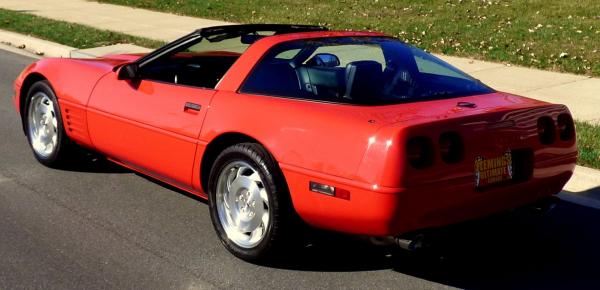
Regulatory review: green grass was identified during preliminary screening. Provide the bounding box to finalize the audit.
[0,8,163,50]
[576,121,600,169]
[97,0,600,77]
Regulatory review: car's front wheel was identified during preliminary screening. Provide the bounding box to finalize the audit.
[24,80,72,167]
[208,143,296,262]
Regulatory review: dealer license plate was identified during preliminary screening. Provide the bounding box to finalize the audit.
[474,150,513,188]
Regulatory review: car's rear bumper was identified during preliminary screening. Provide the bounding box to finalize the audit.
[281,152,576,237]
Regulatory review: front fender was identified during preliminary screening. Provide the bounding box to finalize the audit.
[15,58,114,147]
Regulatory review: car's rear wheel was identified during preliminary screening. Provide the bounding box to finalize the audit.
[25,80,72,167]
[208,143,295,262]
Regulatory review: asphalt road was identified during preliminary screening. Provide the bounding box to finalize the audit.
[1,48,599,290]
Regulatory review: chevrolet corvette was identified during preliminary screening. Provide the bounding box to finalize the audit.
[13,24,577,261]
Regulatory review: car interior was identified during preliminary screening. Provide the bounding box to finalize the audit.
[242,46,401,104]
[139,52,241,89]
[242,39,493,105]
[134,27,491,104]
[132,26,415,100]
[138,48,389,101]
[134,25,326,90]
[293,58,385,102]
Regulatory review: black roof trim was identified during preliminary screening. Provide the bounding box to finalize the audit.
[197,24,328,38]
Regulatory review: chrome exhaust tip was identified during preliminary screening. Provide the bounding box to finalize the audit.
[369,234,426,251]
[395,234,425,251]
[368,236,396,246]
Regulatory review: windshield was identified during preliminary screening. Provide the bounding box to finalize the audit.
[241,37,494,105]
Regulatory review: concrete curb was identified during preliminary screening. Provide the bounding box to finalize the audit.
[0,30,152,59]
[0,42,41,59]
[0,29,75,58]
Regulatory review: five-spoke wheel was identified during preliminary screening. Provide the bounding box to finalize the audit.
[27,91,58,158]
[208,143,296,262]
[24,80,72,167]
[216,161,270,248]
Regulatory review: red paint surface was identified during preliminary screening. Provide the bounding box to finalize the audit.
[13,30,577,237]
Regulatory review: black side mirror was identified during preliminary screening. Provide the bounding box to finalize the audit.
[117,63,140,80]
[306,53,341,67]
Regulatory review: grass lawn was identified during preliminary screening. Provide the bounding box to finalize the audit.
[0,9,163,50]
[97,0,600,77]
[576,121,600,169]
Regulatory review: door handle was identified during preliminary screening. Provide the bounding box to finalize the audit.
[184,102,201,111]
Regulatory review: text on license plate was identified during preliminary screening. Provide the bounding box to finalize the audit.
[474,150,513,188]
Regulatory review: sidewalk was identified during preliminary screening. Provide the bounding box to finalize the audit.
[0,0,231,42]
[438,55,600,123]
[0,0,598,123]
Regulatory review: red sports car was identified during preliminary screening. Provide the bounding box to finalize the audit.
[13,24,577,261]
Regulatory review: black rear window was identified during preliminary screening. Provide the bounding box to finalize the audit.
[241,37,494,105]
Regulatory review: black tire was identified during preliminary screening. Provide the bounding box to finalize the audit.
[24,80,73,167]
[208,143,297,262]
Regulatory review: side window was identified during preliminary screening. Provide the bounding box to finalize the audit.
[243,37,493,105]
[274,49,301,60]
[307,45,386,69]
[241,46,302,98]
[140,37,244,89]
[241,41,387,102]
[184,37,250,54]
[412,49,470,80]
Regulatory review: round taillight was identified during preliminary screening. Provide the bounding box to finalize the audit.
[557,114,575,141]
[537,116,555,145]
[406,136,434,169]
[439,131,464,163]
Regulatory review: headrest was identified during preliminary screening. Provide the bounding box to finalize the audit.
[344,61,383,103]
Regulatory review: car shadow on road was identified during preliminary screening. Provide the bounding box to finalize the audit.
[567,186,600,202]
[270,198,600,289]
[136,172,209,205]
[56,150,130,174]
